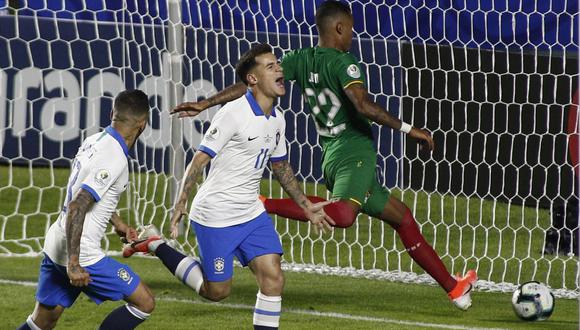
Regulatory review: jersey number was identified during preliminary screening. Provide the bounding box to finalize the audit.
[63,159,81,212]
[255,148,269,169]
[304,88,342,136]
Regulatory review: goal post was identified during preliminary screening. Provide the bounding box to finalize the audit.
[0,1,578,299]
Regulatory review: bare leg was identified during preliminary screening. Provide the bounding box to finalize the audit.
[249,254,284,329]
[27,302,65,330]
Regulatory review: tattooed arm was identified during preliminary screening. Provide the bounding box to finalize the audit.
[170,151,212,238]
[66,189,95,287]
[170,82,247,118]
[271,160,334,233]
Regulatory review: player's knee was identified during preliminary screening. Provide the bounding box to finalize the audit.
[137,293,155,314]
[33,303,63,330]
[333,214,356,228]
[205,284,231,302]
[133,294,155,314]
[327,201,359,228]
[260,270,285,296]
[129,283,156,314]
[35,317,59,330]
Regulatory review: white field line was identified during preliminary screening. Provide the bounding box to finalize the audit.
[0,278,507,330]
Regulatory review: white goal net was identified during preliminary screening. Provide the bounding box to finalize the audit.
[0,1,578,299]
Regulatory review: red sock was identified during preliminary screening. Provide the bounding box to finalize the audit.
[264,196,323,222]
[394,208,457,292]
[264,197,357,228]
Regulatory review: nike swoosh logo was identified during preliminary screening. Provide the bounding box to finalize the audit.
[248,136,259,141]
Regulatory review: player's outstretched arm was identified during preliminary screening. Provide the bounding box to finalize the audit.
[171,82,247,118]
[344,83,434,151]
[170,151,212,238]
[65,189,95,287]
[110,212,138,243]
[271,160,335,233]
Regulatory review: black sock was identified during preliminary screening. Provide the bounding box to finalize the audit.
[156,242,188,274]
[99,304,148,330]
[16,322,32,330]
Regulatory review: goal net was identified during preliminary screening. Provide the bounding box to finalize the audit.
[0,1,578,299]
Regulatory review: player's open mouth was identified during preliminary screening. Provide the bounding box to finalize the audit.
[275,77,284,88]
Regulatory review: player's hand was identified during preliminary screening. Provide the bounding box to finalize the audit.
[304,199,337,234]
[408,128,434,151]
[170,203,188,239]
[125,227,138,243]
[170,99,211,118]
[67,263,91,287]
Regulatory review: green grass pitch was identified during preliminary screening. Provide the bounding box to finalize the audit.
[0,164,578,329]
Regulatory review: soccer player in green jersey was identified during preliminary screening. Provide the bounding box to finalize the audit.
[172,1,477,310]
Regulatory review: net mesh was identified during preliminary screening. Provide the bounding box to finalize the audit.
[0,1,577,299]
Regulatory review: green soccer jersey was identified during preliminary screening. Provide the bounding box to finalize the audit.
[281,47,373,147]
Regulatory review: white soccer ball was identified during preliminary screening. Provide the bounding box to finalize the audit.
[511,281,555,321]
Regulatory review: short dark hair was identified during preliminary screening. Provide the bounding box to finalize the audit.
[315,1,352,34]
[235,43,273,85]
[113,89,150,120]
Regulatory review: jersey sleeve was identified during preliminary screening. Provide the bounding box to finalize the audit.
[280,50,298,81]
[198,106,238,158]
[334,53,367,90]
[80,151,126,202]
[270,116,288,163]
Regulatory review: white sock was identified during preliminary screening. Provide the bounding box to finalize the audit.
[26,315,42,330]
[253,291,282,328]
[174,257,204,293]
[125,304,150,320]
[148,239,164,253]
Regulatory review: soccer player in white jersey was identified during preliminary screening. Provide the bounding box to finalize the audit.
[17,90,155,330]
[123,44,334,330]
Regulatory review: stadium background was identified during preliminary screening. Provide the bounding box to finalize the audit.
[1,0,577,207]
[0,1,579,328]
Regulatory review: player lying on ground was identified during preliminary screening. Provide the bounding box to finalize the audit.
[170,0,477,311]
[124,44,334,330]
[17,90,155,330]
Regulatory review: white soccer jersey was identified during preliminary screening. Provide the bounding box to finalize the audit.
[43,126,129,267]
[190,90,287,228]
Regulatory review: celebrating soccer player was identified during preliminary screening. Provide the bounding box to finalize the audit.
[17,90,155,330]
[171,0,477,311]
[123,44,334,330]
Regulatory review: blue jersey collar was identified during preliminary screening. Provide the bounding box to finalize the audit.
[245,90,276,118]
[105,126,130,156]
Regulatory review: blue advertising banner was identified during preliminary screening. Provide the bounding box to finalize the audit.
[0,15,402,187]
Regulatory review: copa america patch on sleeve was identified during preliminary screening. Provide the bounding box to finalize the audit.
[347,64,361,78]
[207,127,220,140]
[94,169,111,187]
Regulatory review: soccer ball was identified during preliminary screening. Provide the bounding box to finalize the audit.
[511,281,555,321]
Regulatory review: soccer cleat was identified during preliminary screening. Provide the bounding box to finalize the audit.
[122,224,163,258]
[137,224,162,239]
[448,269,478,311]
[122,235,162,257]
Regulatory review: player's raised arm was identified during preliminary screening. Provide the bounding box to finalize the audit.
[170,150,212,238]
[65,189,95,287]
[344,83,435,151]
[270,160,335,233]
[171,82,247,118]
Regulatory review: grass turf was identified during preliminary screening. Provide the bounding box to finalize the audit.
[0,256,578,330]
